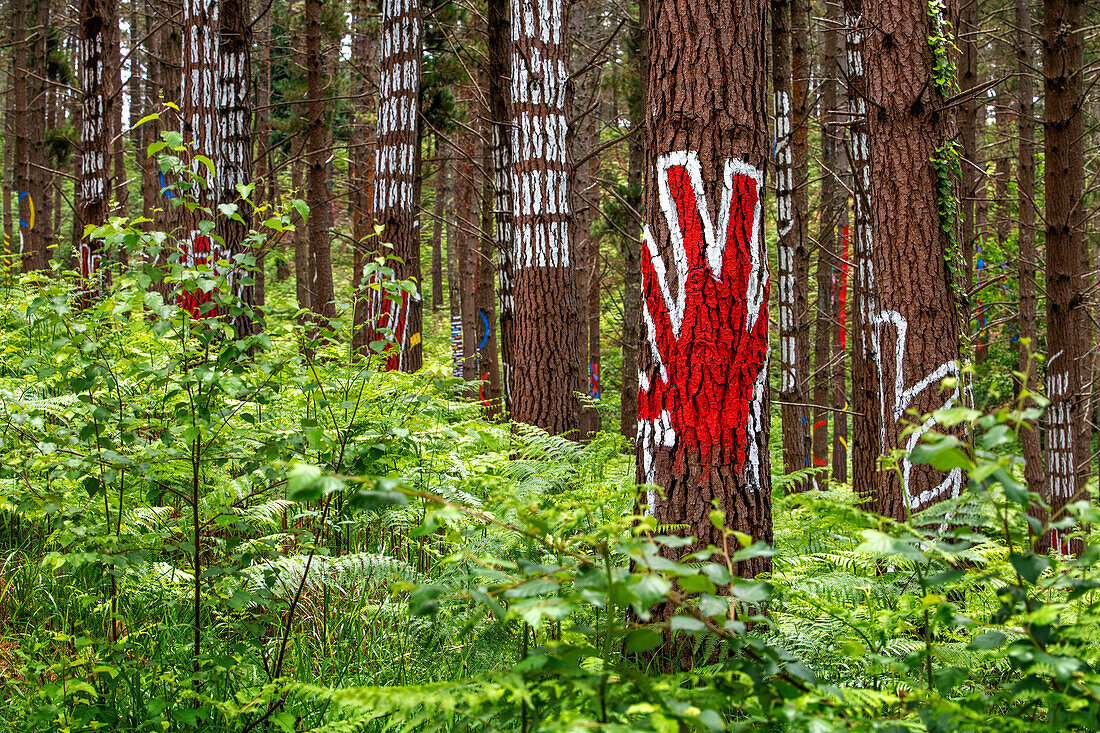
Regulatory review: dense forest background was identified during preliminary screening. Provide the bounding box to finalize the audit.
[0,0,1099,729]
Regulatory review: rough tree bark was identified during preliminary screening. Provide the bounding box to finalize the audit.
[76,0,114,302]
[863,0,964,521]
[430,135,445,312]
[619,0,645,441]
[477,130,502,414]
[1015,0,1044,516]
[509,0,579,434]
[216,0,256,335]
[637,0,772,575]
[487,0,515,412]
[368,0,422,370]
[1042,0,1088,555]
[305,0,336,327]
[177,0,221,317]
[958,0,979,348]
[773,0,811,487]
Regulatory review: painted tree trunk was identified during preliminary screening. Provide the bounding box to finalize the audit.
[571,1,601,438]
[77,0,114,304]
[455,116,479,386]
[619,0,645,441]
[1042,0,1088,555]
[638,0,772,576]
[306,0,336,327]
[487,0,514,412]
[178,0,221,318]
[844,0,880,501]
[153,0,182,238]
[369,0,422,370]
[832,219,850,483]
[478,145,503,415]
[445,157,462,379]
[21,0,50,273]
[430,136,445,313]
[863,0,964,522]
[217,0,256,336]
[509,0,579,434]
[1014,0,1043,506]
[772,0,810,487]
[11,0,29,275]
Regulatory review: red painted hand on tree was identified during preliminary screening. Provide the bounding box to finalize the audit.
[638,152,769,485]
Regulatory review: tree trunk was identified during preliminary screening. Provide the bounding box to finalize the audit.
[487,0,514,411]
[637,0,772,576]
[619,0,645,441]
[1041,0,1088,555]
[1015,0,1043,506]
[863,0,964,521]
[430,135,445,312]
[76,0,114,303]
[292,141,310,314]
[305,0,335,327]
[369,0,422,370]
[478,140,502,414]
[571,0,600,437]
[217,0,256,336]
[178,0,220,317]
[251,0,272,307]
[509,0,579,434]
[350,0,377,354]
[21,0,51,272]
[772,0,811,487]
[446,149,462,378]
[153,0,182,237]
[2,11,12,281]
[958,0,979,353]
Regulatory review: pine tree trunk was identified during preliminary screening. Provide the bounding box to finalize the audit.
[772,0,811,487]
[958,0,979,350]
[252,0,272,306]
[430,135,445,313]
[863,0,964,521]
[2,12,12,279]
[105,0,125,220]
[305,0,335,326]
[350,0,377,354]
[12,0,30,273]
[1041,0,1088,555]
[292,141,311,314]
[77,0,114,302]
[217,0,256,336]
[637,0,772,576]
[446,152,462,378]
[1015,0,1043,504]
[21,0,51,272]
[571,1,600,437]
[509,0,579,434]
[486,0,514,411]
[619,0,645,441]
[819,0,845,484]
[153,0,182,238]
[178,0,221,317]
[369,0,422,370]
[478,141,502,414]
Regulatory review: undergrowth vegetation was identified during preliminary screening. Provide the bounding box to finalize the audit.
[2,189,1100,731]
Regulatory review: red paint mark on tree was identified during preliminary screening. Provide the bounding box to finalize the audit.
[177,235,221,318]
[366,281,417,371]
[812,419,828,466]
[837,225,849,349]
[638,153,769,472]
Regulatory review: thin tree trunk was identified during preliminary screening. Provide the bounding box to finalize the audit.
[773,0,811,487]
[1015,0,1043,506]
[430,135,445,312]
[12,0,30,273]
[509,0,579,434]
[478,140,502,414]
[863,0,964,521]
[1041,0,1088,555]
[637,0,772,578]
[251,0,272,306]
[958,0,979,354]
[619,0,645,440]
[2,12,13,280]
[305,0,335,326]
[292,141,310,314]
[487,0,514,411]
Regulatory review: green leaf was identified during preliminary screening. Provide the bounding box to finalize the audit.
[348,488,408,512]
[624,628,663,653]
[670,615,706,634]
[967,630,1007,650]
[1009,551,1049,585]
